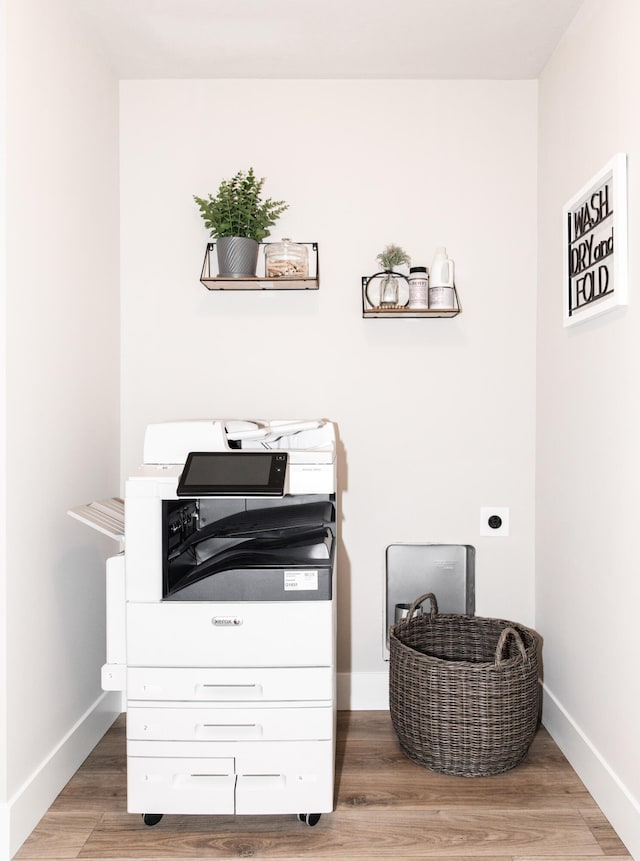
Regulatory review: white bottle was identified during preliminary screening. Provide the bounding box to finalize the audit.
[429,246,455,309]
[408,266,429,309]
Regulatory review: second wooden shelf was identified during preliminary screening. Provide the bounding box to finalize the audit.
[361,277,461,318]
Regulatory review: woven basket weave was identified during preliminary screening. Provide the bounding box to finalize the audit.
[389,593,540,777]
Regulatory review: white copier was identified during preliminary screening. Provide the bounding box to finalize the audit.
[69,419,337,828]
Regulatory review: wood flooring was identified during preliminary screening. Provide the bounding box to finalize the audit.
[16,711,632,860]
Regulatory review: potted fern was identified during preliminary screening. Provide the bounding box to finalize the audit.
[194,168,288,277]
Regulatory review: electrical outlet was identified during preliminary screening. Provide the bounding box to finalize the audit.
[480,507,509,537]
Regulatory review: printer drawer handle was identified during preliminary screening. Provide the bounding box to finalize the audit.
[196,684,263,699]
[196,723,263,740]
[173,773,234,789]
[201,684,257,689]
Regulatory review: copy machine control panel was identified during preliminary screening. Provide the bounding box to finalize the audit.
[177,452,288,497]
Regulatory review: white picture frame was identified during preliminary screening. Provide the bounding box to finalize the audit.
[562,153,628,327]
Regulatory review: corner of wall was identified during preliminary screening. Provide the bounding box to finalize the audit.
[337,672,389,711]
[0,0,8,849]
[542,685,639,859]
[3,693,121,861]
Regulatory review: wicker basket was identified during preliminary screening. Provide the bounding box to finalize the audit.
[389,593,540,777]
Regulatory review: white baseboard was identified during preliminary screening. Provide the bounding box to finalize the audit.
[337,671,389,710]
[1,690,121,861]
[542,683,640,860]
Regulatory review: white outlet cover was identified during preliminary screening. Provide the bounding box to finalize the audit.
[480,507,510,537]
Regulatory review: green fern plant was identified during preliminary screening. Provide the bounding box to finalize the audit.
[377,244,411,271]
[194,168,288,243]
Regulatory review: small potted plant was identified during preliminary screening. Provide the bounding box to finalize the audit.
[194,168,288,277]
[377,243,411,273]
[366,244,411,308]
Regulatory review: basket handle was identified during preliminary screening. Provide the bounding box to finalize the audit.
[495,626,529,665]
[407,592,438,621]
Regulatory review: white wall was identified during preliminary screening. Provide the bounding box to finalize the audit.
[1,1,121,857]
[120,79,538,698]
[2,3,639,855]
[537,1,640,856]
[0,0,8,844]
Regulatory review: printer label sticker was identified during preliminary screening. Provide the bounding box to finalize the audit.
[284,570,319,591]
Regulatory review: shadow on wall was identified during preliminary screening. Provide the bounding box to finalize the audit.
[335,431,351,676]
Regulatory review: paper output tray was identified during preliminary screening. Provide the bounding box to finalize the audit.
[67,498,124,541]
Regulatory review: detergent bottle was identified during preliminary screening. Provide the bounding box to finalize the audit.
[429,247,455,309]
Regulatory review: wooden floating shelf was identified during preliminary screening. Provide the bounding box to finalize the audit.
[201,242,319,291]
[363,307,461,319]
[201,276,318,291]
[361,277,462,319]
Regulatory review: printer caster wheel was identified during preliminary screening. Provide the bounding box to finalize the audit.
[297,813,321,826]
[142,813,163,827]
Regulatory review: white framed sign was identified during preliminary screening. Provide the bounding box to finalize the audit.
[563,153,628,327]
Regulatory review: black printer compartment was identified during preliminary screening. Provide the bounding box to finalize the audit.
[162,494,336,602]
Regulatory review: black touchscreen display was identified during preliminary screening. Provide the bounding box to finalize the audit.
[177,452,287,496]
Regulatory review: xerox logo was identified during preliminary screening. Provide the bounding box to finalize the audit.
[211,616,243,626]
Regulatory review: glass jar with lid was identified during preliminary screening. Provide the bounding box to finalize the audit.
[264,239,309,278]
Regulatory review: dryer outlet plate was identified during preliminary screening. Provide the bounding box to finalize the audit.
[480,507,510,537]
